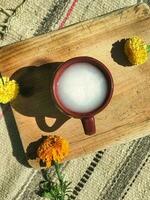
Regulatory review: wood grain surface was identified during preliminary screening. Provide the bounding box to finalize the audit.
[0,3,150,168]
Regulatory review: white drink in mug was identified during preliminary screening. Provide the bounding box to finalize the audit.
[57,62,108,113]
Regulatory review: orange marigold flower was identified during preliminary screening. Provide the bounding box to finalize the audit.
[37,135,69,167]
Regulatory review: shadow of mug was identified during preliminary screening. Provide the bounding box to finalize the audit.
[11,63,70,132]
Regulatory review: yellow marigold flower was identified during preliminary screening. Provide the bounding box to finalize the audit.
[0,76,19,104]
[37,135,69,168]
[124,36,150,65]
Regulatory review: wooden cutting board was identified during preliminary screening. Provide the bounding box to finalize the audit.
[0,3,150,168]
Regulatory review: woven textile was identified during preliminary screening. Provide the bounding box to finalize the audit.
[0,1,150,200]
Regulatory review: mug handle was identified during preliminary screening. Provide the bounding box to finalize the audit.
[81,116,96,135]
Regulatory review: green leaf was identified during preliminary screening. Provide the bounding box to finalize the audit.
[65,182,72,187]
[42,191,53,199]
[37,162,72,200]
[147,45,150,53]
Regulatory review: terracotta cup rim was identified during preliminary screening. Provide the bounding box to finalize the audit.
[52,56,114,118]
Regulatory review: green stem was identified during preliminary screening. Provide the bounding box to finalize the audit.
[53,161,64,200]
[147,45,150,53]
[0,72,4,85]
[54,161,63,185]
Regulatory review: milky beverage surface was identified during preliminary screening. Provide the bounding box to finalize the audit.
[57,62,108,113]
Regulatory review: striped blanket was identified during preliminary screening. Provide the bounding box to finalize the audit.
[0,1,150,200]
